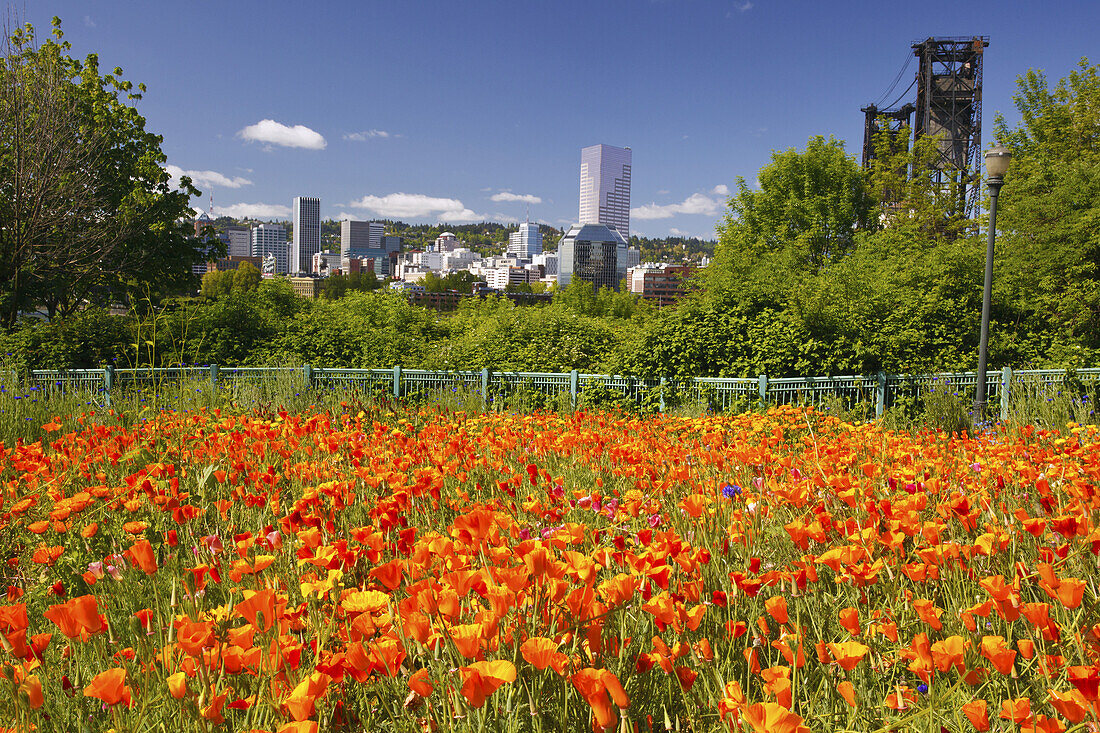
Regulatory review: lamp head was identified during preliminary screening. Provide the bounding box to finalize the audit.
[985,145,1011,179]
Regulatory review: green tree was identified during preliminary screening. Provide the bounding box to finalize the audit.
[231,261,262,293]
[0,17,208,326]
[710,136,875,305]
[201,270,233,300]
[993,59,1100,362]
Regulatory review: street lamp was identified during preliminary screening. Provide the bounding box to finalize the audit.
[973,145,1011,422]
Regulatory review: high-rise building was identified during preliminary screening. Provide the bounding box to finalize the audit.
[557,223,628,291]
[292,197,321,274]
[225,226,251,258]
[341,220,386,272]
[507,221,543,259]
[579,144,631,239]
[251,223,288,274]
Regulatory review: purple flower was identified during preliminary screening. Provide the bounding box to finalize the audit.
[722,484,742,499]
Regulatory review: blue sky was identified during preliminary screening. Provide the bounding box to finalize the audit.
[25,0,1099,238]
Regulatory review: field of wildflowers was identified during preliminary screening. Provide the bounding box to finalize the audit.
[1,403,1098,732]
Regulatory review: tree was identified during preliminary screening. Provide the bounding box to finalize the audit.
[710,136,875,305]
[0,17,209,326]
[993,59,1100,361]
[231,262,262,293]
[201,270,233,300]
[865,121,971,238]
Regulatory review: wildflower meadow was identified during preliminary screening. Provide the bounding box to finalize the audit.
[1,403,1099,732]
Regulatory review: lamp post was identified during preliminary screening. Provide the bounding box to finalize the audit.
[973,145,1012,422]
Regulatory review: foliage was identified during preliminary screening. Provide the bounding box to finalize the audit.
[200,262,262,300]
[708,136,875,306]
[993,58,1100,360]
[0,18,211,326]
[318,270,382,300]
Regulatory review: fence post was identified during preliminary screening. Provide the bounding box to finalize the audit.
[876,371,887,418]
[104,365,114,409]
[570,369,579,410]
[210,363,219,389]
[481,368,489,399]
[758,374,768,403]
[303,364,313,391]
[659,376,667,413]
[1000,366,1012,422]
[393,365,402,399]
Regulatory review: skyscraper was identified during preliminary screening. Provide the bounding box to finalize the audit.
[507,221,543,259]
[579,144,631,239]
[292,196,321,274]
[341,220,386,272]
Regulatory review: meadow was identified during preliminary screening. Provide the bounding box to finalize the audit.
[0,396,1098,732]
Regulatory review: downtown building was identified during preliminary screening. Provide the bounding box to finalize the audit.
[507,221,543,259]
[556,223,629,291]
[341,219,396,276]
[579,144,631,239]
[291,196,321,275]
[251,223,288,275]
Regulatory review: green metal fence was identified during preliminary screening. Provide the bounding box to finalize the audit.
[15,364,1100,418]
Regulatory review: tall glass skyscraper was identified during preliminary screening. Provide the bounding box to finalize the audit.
[292,196,320,275]
[579,144,631,239]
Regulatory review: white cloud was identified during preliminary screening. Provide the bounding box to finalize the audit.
[166,165,252,190]
[344,129,395,141]
[733,0,753,10]
[83,15,96,28]
[669,228,687,236]
[348,193,484,223]
[711,184,731,196]
[238,119,326,150]
[657,189,670,195]
[631,192,723,220]
[491,213,520,224]
[217,202,292,219]
[490,191,542,204]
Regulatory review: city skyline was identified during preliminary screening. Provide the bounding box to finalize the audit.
[24,1,1100,238]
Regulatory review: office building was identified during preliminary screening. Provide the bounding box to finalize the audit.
[251,223,288,274]
[507,221,543,259]
[225,226,251,258]
[627,264,694,306]
[292,196,321,274]
[557,223,628,290]
[341,220,389,273]
[579,144,631,238]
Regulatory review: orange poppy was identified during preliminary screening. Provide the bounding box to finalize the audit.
[83,667,131,707]
[571,667,629,732]
[741,702,807,733]
[837,680,856,708]
[979,636,1016,676]
[43,595,103,639]
[521,637,568,673]
[283,672,330,721]
[765,596,789,625]
[827,641,869,672]
[459,660,516,709]
[999,697,1031,724]
[961,699,989,731]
